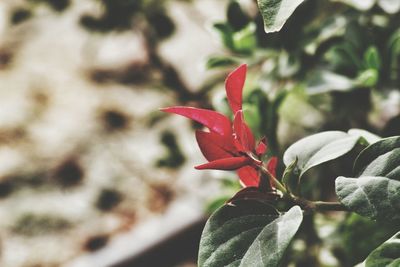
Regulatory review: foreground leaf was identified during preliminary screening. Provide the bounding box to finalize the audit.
[353,136,400,178]
[365,231,400,267]
[335,136,400,224]
[336,176,400,223]
[283,130,370,178]
[198,201,303,267]
[257,0,305,33]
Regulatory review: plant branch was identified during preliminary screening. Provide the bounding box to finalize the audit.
[257,163,348,212]
[289,195,349,212]
[258,164,287,194]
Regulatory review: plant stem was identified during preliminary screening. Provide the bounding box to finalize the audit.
[257,163,348,212]
[313,201,348,211]
[290,195,348,212]
[259,165,287,194]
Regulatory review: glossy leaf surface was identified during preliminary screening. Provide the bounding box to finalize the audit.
[198,201,303,267]
[283,130,365,178]
[336,136,400,224]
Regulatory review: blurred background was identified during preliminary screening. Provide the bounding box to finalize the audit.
[0,0,400,266]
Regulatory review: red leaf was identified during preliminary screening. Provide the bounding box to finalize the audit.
[195,156,251,170]
[161,106,232,136]
[237,166,260,187]
[195,130,236,161]
[267,157,278,177]
[225,64,247,114]
[233,110,255,152]
[256,138,267,156]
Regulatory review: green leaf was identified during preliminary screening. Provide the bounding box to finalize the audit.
[198,201,303,267]
[283,130,368,178]
[365,231,400,267]
[335,176,400,223]
[307,71,355,94]
[227,1,250,31]
[282,158,300,194]
[355,69,378,87]
[232,23,257,54]
[257,0,305,33]
[388,29,400,80]
[277,51,300,77]
[335,136,400,224]
[364,46,381,70]
[206,56,238,69]
[354,136,400,178]
[341,213,399,265]
[213,23,235,50]
[304,16,347,55]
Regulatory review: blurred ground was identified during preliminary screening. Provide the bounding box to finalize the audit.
[0,0,231,266]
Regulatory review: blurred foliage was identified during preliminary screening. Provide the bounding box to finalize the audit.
[335,213,399,265]
[208,0,400,141]
[13,213,71,236]
[11,0,176,39]
[205,177,241,214]
[156,130,185,169]
[79,0,175,38]
[11,0,70,25]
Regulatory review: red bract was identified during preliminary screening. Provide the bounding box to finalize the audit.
[161,64,277,188]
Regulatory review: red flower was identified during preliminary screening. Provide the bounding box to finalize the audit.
[161,64,277,187]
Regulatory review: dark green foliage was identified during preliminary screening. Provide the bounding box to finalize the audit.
[200,0,400,266]
[337,214,398,265]
[80,0,175,37]
[366,231,400,267]
[80,0,140,32]
[205,56,238,69]
[247,89,287,153]
[227,1,250,31]
[147,11,175,39]
[156,131,185,168]
[336,136,400,223]
[199,202,302,267]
